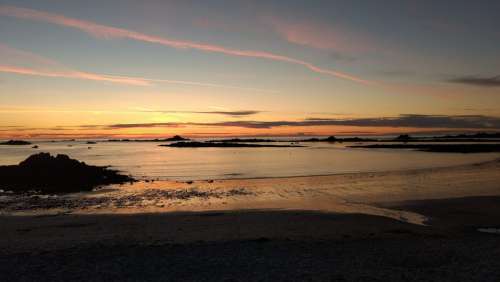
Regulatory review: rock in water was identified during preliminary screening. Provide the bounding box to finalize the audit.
[0,153,134,194]
[0,140,32,145]
[165,135,189,141]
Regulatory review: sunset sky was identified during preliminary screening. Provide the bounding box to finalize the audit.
[1,0,499,139]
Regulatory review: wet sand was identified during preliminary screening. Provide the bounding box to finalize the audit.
[1,160,500,281]
[1,198,500,281]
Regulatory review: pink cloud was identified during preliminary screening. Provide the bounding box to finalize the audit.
[0,64,152,86]
[0,5,370,84]
[0,43,150,85]
[268,18,374,54]
[0,43,277,91]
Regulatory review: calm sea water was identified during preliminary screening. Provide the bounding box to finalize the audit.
[1,141,498,181]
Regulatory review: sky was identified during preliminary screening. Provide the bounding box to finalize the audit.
[0,0,499,139]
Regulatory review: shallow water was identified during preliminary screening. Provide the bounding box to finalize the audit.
[1,141,499,181]
[2,141,500,225]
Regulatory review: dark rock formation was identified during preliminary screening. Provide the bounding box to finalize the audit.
[436,132,500,139]
[163,142,301,148]
[0,140,32,145]
[349,144,500,153]
[299,136,349,142]
[394,134,412,142]
[165,135,189,141]
[0,153,134,194]
[108,135,189,142]
[207,138,277,143]
[324,136,337,142]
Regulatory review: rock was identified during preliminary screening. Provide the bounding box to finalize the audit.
[0,140,32,145]
[163,142,302,148]
[394,134,412,141]
[324,136,337,142]
[164,135,189,141]
[207,138,276,143]
[107,135,189,142]
[0,153,134,194]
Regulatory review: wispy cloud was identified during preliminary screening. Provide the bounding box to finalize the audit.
[0,5,370,84]
[0,43,276,92]
[267,18,371,54]
[447,75,500,87]
[0,65,152,86]
[141,110,261,116]
[0,106,262,116]
[84,114,500,130]
[105,123,184,129]
[0,43,150,86]
[103,76,278,93]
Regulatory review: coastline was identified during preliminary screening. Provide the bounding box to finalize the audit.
[1,158,500,280]
[1,157,499,224]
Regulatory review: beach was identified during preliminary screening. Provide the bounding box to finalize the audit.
[2,1,500,280]
[1,158,500,281]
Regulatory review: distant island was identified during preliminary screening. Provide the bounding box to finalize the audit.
[162,141,302,148]
[435,132,500,139]
[296,133,500,143]
[207,138,278,143]
[0,140,32,145]
[298,136,377,142]
[108,135,190,142]
[383,133,500,143]
[349,143,500,153]
[204,133,500,144]
[206,136,375,143]
[0,153,134,194]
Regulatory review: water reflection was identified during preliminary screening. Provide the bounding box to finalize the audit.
[1,141,498,181]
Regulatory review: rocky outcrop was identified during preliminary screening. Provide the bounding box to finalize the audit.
[0,140,32,145]
[0,153,134,193]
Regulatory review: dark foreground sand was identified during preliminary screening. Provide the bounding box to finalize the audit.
[1,196,500,281]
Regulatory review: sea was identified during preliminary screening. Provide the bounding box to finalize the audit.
[1,139,498,181]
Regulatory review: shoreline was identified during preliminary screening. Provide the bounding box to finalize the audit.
[1,159,499,280]
[1,157,499,226]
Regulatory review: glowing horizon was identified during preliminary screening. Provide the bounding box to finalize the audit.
[1,1,499,139]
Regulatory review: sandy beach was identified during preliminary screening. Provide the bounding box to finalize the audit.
[1,159,500,281]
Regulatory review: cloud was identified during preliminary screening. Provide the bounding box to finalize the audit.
[0,43,150,86]
[0,65,152,86]
[447,75,500,87]
[142,110,261,116]
[105,123,184,129]
[0,106,263,117]
[88,114,500,130]
[0,43,275,92]
[198,110,261,116]
[0,5,369,84]
[268,18,370,54]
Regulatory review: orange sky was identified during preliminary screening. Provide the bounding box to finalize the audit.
[1,2,499,139]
